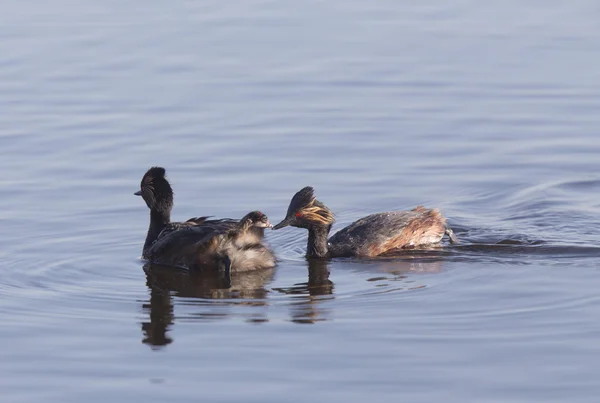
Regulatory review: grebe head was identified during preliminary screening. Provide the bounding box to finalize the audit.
[240,211,273,229]
[134,166,173,213]
[273,186,335,230]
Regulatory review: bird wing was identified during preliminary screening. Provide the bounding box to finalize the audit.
[147,218,239,268]
[329,207,446,257]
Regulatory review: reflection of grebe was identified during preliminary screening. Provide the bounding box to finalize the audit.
[141,283,173,349]
[272,260,334,324]
[135,167,274,272]
[274,187,457,258]
[141,263,275,348]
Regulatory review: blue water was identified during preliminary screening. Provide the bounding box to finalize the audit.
[1,1,600,402]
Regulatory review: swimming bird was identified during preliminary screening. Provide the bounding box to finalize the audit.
[211,211,276,273]
[146,210,276,272]
[134,166,231,258]
[272,186,458,258]
[135,167,274,271]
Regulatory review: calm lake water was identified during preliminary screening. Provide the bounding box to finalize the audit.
[1,1,600,402]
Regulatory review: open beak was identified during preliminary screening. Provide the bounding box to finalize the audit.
[134,190,142,196]
[272,218,290,230]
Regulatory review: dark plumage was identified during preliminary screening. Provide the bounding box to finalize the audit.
[146,210,276,272]
[135,167,275,272]
[273,186,458,259]
[134,166,228,258]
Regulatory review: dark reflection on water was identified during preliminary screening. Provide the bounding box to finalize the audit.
[140,233,600,339]
[141,280,173,348]
[273,260,334,324]
[144,263,274,300]
[141,263,274,348]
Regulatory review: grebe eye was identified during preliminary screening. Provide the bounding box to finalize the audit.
[295,212,302,218]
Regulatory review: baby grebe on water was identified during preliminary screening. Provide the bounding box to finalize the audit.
[147,210,276,272]
[273,186,458,258]
[212,211,276,273]
[224,211,273,248]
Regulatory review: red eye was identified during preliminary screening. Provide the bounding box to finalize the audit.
[295,212,302,218]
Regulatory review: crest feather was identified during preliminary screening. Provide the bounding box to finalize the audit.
[286,187,334,226]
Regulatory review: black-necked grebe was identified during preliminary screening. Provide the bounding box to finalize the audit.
[146,210,276,272]
[273,186,458,258]
[134,166,227,258]
[135,167,274,271]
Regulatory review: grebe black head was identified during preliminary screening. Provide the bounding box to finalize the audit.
[273,186,335,230]
[135,166,173,214]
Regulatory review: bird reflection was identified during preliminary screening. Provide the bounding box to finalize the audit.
[359,255,445,293]
[273,259,334,324]
[140,263,274,348]
[374,254,445,275]
[141,251,447,343]
[141,282,173,348]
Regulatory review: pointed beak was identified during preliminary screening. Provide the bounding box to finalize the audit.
[272,218,291,230]
[265,220,273,229]
[134,190,142,196]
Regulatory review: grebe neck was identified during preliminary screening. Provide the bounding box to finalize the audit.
[144,209,171,253]
[306,224,331,259]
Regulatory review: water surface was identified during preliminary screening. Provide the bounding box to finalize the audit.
[1,1,600,402]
